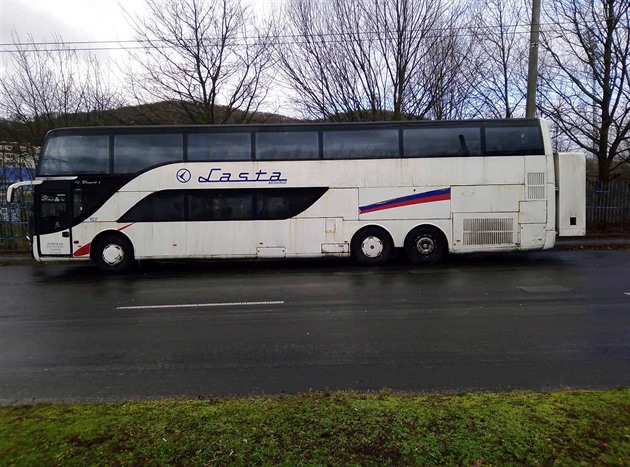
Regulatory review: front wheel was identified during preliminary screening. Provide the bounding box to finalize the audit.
[351,227,393,266]
[94,235,134,273]
[404,226,446,265]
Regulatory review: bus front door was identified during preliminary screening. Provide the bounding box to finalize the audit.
[37,189,72,257]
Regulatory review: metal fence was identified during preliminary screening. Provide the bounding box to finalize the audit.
[0,200,30,251]
[1,180,629,251]
[586,180,630,226]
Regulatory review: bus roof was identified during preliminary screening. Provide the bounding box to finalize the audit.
[45,118,543,137]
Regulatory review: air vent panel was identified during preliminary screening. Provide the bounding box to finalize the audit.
[463,217,514,245]
[526,172,545,200]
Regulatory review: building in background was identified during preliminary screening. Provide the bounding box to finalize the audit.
[1,141,37,193]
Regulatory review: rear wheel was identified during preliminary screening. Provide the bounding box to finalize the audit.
[94,235,134,273]
[351,227,393,266]
[404,226,446,265]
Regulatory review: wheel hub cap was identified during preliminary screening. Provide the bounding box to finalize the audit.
[102,244,124,265]
[416,236,435,255]
[362,236,384,258]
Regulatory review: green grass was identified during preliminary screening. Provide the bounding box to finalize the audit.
[1,389,629,465]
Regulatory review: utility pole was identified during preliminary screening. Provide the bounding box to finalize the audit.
[526,0,541,118]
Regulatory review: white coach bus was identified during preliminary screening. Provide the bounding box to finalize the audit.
[6,119,585,272]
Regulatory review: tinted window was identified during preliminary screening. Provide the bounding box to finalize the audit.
[70,177,130,222]
[485,126,544,156]
[39,135,109,175]
[404,127,481,157]
[188,132,251,161]
[189,191,253,221]
[256,192,291,219]
[256,132,318,160]
[73,186,115,221]
[38,192,69,234]
[323,129,399,159]
[120,191,185,222]
[256,188,328,219]
[114,134,183,173]
[120,188,329,222]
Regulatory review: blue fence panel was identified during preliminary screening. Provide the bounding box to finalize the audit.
[0,201,30,250]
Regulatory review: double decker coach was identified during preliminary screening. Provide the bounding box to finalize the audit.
[6,119,585,272]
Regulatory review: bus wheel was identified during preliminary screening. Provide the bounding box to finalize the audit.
[404,226,446,265]
[94,235,134,273]
[351,227,393,266]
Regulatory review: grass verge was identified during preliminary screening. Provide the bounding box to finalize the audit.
[1,389,629,465]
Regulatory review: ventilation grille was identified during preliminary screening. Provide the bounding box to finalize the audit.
[463,218,514,245]
[527,172,545,200]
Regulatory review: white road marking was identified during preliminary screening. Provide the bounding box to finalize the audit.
[517,285,570,293]
[116,301,285,310]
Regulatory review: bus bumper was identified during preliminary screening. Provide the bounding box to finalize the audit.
[543,230,557,250]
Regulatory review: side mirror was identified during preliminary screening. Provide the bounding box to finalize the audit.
[6,180,43,202]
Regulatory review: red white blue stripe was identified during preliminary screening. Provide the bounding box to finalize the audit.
[359,188,451,214]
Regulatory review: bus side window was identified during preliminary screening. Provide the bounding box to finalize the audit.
[323,129,399,159]
[189,193,217,221]
[119,191,185,222]
[188,191,253,221]
[404,127,481,158]
[485,126,544,156]
[189,133,251,161]
[114,133,183,173]
[257,195,290,220]
[255,132,318,160]
[221,193,252,220]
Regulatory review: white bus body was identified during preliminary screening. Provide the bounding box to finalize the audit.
[7,119,586,272]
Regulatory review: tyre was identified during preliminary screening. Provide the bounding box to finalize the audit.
[94,234,134,273]
[404,226,446,265]
[351,227,393,266]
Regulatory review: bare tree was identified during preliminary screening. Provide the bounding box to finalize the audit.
[273,0,383,121]
[466,0,529,118]
[420,19,477,120]
[370,0,473,120]
[0,33,123,165]
[275,0,470,121]
[122,0,275,124]
[0,33,87,146]
[539,0,630,181]
[83,54,126,125]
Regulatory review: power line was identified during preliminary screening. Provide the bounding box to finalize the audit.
[0,24,531,47]
[0,21,588,54]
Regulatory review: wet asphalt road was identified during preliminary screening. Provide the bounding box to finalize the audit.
[0,250,629,404]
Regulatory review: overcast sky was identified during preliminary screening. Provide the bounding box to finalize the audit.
[0,0,279,46]
[0,0,283,92]
[1,0,138,45]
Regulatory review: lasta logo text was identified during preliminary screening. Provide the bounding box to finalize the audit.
[179,167,288,184]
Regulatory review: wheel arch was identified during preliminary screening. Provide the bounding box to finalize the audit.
[89,229,135,262]
[350,224,395,250]
[404,223,449,251]
[350,224,396,266]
